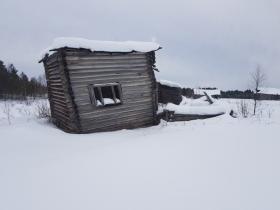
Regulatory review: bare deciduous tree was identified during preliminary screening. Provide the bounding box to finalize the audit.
[251,65,266,115]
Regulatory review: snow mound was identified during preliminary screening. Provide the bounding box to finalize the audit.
[159,96,226,116]
[165,103,226,115]
[41,37,161,59]
[158,80,182,88]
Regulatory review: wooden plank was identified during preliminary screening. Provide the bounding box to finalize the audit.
[66,58,147,66]
[75,96,153,108]
[68,69,146,77]
[72,83,152,94]
[81,114,154,131]
[72,92,152,105]
[65,53,146,60]
[81,112,153,127]
[46,63,59,70]
[68,66,148,73]
[67,63,148,71]
[70,75,150,84]
[76,101,154,117]
[158,110,224,122]
[48,74,62,80]
[79,105,153,120]
[81,119,154,133]
[69,71,147,79]
[47,66,60,74]
[70,78,153,88]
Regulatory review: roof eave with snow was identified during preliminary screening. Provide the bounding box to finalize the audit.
[39,37,161,62]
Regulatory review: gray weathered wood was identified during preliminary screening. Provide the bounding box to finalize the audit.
[42,48,159,133]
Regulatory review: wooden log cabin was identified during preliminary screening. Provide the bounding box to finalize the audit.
[39,37,161,133]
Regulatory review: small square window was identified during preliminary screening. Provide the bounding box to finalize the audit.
[88,83,122,107]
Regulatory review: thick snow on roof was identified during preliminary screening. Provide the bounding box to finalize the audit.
[194,88,221,96]
[259,87,280,95]
[41,37,161,58]
[158,80,182,88]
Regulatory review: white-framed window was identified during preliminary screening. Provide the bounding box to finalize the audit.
[88,83,123,107]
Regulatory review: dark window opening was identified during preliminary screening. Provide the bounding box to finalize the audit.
[89,83,122,107]
[93,86,101,104]
[101,86,114,99]
[114,86,121,100]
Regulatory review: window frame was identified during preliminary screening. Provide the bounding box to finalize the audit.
[88,83,123,107]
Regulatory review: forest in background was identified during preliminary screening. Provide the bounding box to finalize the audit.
[0,60,47,99]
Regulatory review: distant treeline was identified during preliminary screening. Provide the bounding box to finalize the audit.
[220,90,280,100]
[220,90,254,99]
[183,88,280,100]
[0,60,47,99]
[159,82,280,103]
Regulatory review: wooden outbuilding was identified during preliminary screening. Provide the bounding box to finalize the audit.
[40,38,161,133]
[157,80,183,105]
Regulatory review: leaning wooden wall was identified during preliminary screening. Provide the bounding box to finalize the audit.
[63,50,158,133]
[43,52,80,133]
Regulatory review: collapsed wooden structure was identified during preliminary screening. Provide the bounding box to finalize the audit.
[157,80,182,105]
[40,38,161,133]
[158,110,224,122]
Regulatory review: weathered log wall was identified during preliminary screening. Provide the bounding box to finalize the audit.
[48,49,158,133]
[43,52,80,132]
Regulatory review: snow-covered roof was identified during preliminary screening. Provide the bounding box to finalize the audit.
[157,96,226,116]
[165,103,226,115]
[158,80,182,88]
[258,87,280,95]
[194,88,221,96]
[41,37,161,59]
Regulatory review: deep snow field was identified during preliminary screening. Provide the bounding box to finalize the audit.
[1,98,280,210]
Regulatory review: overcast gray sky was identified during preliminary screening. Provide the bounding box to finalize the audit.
[1,0,279,89]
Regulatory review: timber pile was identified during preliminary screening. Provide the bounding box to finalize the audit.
[158,110,224,122]
[157,92,226,122]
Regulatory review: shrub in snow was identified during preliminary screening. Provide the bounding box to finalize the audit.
[267,108,273,119]
[237,100,250,118]
[35,101,51,120]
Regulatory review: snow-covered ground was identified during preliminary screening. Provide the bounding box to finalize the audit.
[1,99,280,210]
